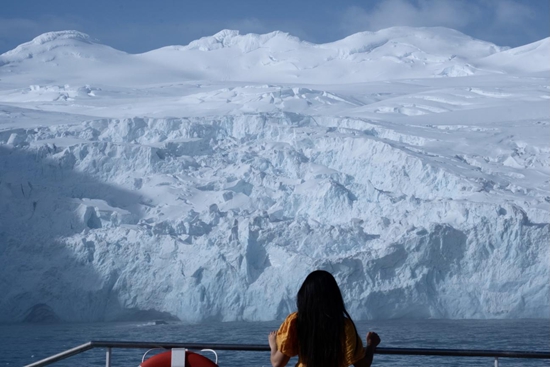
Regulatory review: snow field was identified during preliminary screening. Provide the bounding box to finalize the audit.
[0,27,548,322]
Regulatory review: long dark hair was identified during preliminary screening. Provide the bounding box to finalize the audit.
[296,270,360,367]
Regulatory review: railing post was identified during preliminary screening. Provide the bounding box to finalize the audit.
[494,356,498,367]
[106,347,112,367]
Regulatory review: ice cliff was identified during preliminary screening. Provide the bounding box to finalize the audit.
[0,27,548,323]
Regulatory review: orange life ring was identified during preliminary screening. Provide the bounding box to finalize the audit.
[140,350,218,367]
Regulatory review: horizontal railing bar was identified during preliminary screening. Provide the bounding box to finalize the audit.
[22,342,94,367]
[375,347,550,359]
[90,340,269,351]
[22,340,550,367]
[90,341,550,359]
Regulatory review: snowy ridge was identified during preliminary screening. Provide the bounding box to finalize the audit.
[1,27,546,85]
[183,29,305,52]
[0,30,119,62]
[324,26,504,58]
[0,28,548,323]
[15,30,96,47]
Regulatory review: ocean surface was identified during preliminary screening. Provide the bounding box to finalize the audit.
[3,319,549,367]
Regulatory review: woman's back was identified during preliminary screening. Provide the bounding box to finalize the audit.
[276,312,365,367]
[296,271,360,367]
[268,270,380,367]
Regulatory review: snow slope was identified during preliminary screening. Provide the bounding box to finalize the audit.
[0,27,548,323]
[480,37,550,73]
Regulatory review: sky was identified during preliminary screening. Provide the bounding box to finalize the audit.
[1,0,549,54]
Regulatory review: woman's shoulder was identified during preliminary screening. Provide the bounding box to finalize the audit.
[280,312,298,326]
[286,312,298,320]
[344,316,353,326]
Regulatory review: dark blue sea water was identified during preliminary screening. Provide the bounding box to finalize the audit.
[2,319,549,367]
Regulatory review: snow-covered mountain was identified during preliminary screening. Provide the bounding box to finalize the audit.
[0,27,548,323]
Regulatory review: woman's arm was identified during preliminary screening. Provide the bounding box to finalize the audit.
[269,331,291,367]
[353,332,380,367]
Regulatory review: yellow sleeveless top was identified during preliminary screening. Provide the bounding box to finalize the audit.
[276,312,365,367]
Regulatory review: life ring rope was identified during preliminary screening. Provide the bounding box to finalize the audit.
[199,349,218,364]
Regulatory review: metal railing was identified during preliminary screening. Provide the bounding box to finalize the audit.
[22,340,550,367]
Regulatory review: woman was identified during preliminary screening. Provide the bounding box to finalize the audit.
[268,270,380,367]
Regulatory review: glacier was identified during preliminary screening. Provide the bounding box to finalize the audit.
[0,27,548,323]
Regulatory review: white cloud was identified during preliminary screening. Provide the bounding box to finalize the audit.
[340,0,473,34]
[492,0,535,27]
[338,0,539,46]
